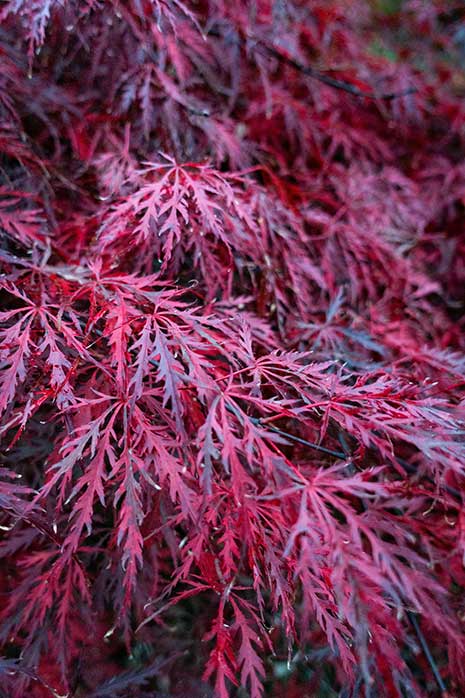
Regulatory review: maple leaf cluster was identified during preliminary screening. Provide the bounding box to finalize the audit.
[0,1,465,697]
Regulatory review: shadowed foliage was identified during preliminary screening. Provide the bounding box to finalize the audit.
[0,1,465,697]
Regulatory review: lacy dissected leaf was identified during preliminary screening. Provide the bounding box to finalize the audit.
[1,2,465,698]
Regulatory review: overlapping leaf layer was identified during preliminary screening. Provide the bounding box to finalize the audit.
[0,2,465,696]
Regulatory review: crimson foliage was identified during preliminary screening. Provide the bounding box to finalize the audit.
[1,2,465,697]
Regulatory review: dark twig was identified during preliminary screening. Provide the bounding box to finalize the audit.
[251,37,417,102]
[204,25,416,102]
[408,611,447,695]
[248,416,347,459]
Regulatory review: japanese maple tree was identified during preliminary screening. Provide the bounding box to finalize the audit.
[1,1,465,697]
